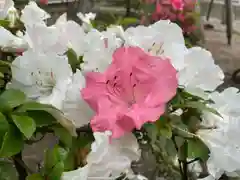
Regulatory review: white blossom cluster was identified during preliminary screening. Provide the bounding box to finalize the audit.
[1,1,240,180]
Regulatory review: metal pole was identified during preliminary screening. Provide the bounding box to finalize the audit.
[206,0,215,20]
[126,0,131,17]
[225,0,233,45]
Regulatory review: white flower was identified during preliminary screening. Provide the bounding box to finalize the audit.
[0,27,28,52]
[178,47,224,97]
[62,70,93,128]
[54,15,86,57]
[107,25,125,40]
[77,12,96,32]
[0,0,14,19]
[81,29,121,73]
[124,20,187,70]
[8,51,72,110]
[23,24,67,55]
[62,131,141,180]
[196,87,240,179]
[20,1,50,27]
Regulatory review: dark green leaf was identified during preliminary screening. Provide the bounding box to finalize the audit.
[0,125,24,157]
[11,115,36,139]
[187,139,209,160]
[0,160,18,180]
[0,89,26,112]
[52,125,72,147]
[26,174,44,180]
[26,111,56,127]
[47,161,64,180]
[165,139,177,157]
[0,112,9,145]
[74,133,94,149]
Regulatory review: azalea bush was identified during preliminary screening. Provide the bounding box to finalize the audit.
[139,0,202,46]
[0,1,239,180]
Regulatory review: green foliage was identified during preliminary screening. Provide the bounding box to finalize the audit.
[155,117,172,139]
[43,145,68,180]
[0,125,24,158]
[0,160,18,180]
[66,48,80,73]
[187,139,210,161]
[52,125,73,148]
[117,17,139,27]
[0,20,10,28]
[0,89,26,112]
[11,115,36,139]
[26,174,44,180]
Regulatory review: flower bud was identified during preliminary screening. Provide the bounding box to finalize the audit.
[6,7,19,28]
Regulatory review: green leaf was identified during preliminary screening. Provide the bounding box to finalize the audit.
[26,174,44,180]
[184,101,221,117]
[0,89,26,112]
[0,160,18,180]
[165,139,177,157]
[0,20,10,28]
[26,111,56,127]
[156,119,172,139]
[52,125,73,147]
[187,139,210,160]
[0,125,24,157]
[0,112,9,145]
[16,102,76,136]
[0,72,4,78]
[119,17,139,26]
[11,115,36,139]
[43,146,68,174]
[63,150,75,171]
[66,48,79,73]
[0,60,11,66]
[47,161,64,180]
[75,133,94,149]
[144,123,158,143]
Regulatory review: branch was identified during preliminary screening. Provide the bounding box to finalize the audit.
[13,152,29,180]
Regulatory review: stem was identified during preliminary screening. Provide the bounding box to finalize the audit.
[182,141,188,180]
[171,135,184,177]
[13,152,28,180]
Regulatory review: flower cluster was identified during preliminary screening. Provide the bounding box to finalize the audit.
[140,0,198,34]
[1,1,240,180]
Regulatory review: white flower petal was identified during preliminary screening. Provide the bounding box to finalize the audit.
[178,47,224,93]
[62,70,93,128]
[0,27,28,52]
[61,164,90,180]
[9,51,72,109]
[0,0,14,19]
[20,1,50,26]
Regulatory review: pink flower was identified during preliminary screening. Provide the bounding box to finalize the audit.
[40,0,48,4]
[170,0,184,10]
[81,47,178,138]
